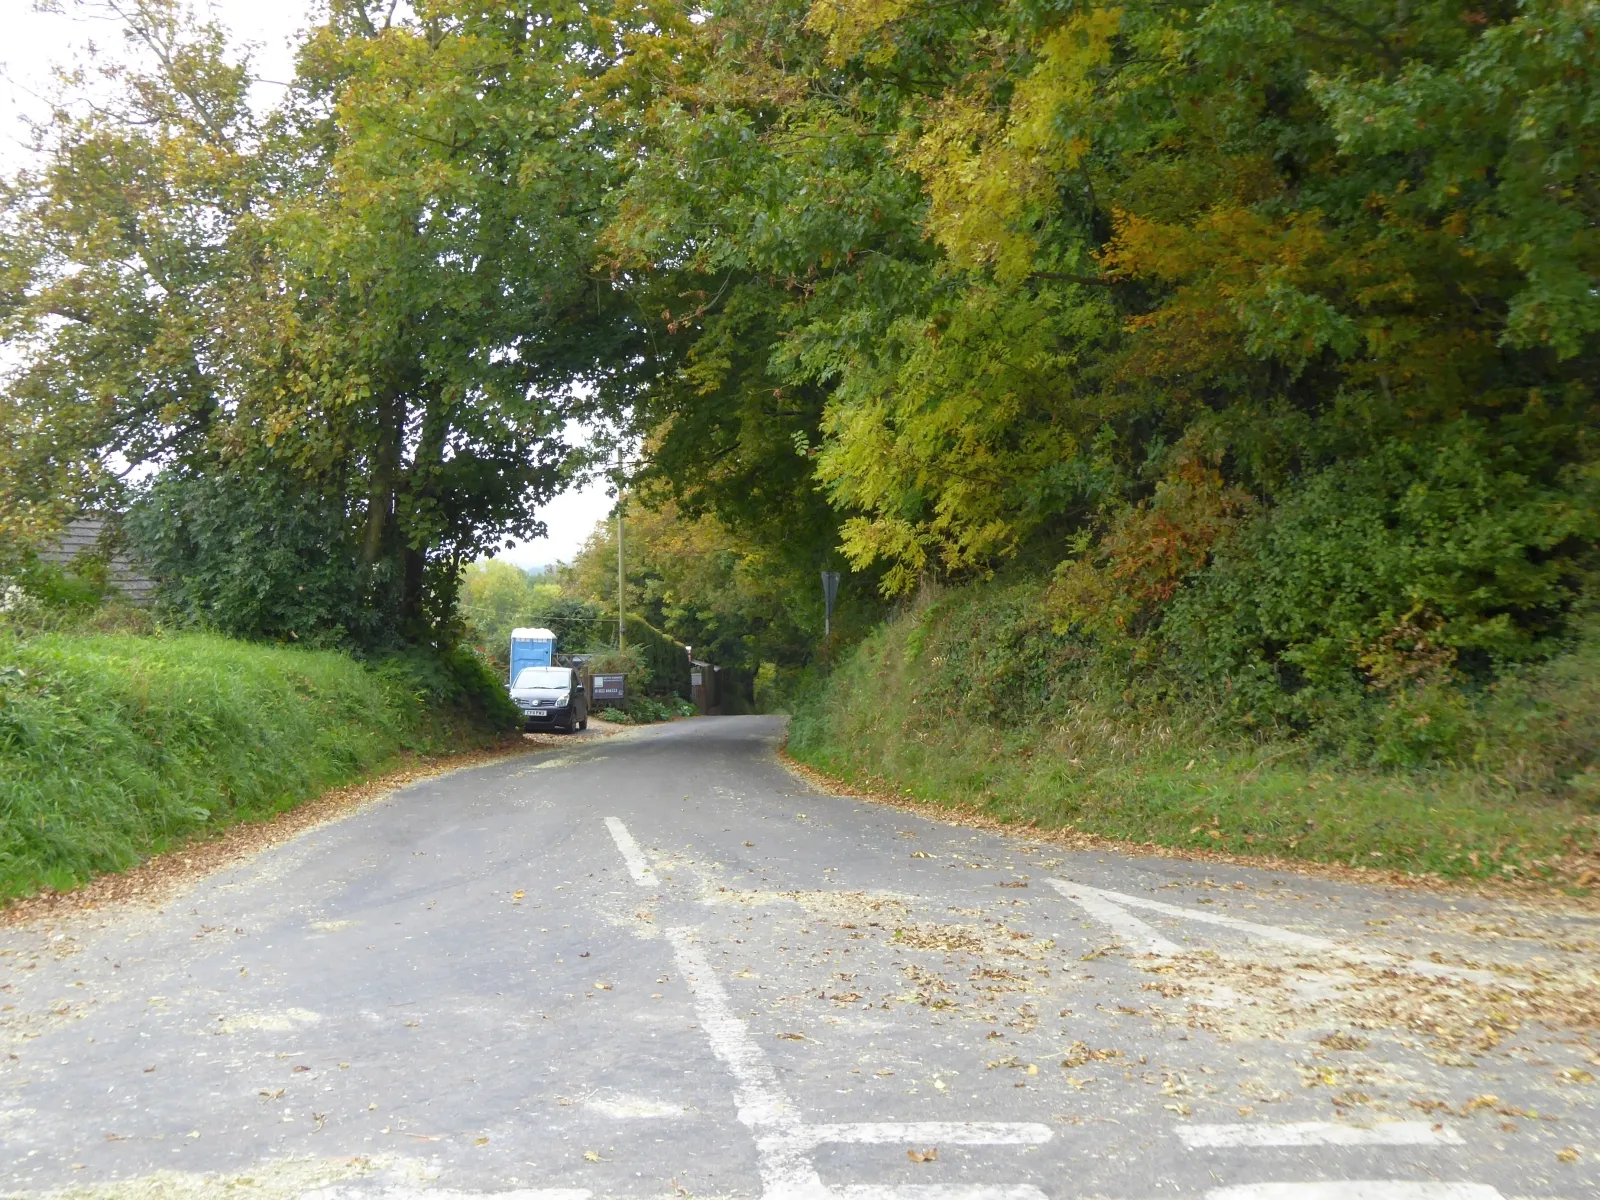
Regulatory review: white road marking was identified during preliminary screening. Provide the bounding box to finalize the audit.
[667,927,826,1198]
[802,1121,1053,1146]
[1059,880,1335,951]
[1181,1121,1464,1148]
[1050,878,1524,987]
[836,1188,1049,1200]
[1046,880,1182,955]
[1206,1184,1503,1200]
[584,1093,684,1118]
[604,816,659,886]
[602,818,1050,1199]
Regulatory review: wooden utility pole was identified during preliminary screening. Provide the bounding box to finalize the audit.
[616,449,626,650]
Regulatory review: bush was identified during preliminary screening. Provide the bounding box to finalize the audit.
[371,644,523,735]
[600,694,697,724]
[1163,424,1599,744]
[788,580,1600,882]
[126,465,396,647]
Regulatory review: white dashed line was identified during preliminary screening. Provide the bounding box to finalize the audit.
[1181,1121,1464,1148]
[604,816,658,886]
[1205,1184,1503,1200]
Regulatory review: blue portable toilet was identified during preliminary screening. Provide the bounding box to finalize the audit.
[509,627,557,684]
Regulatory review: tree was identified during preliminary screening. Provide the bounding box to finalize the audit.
[2,0,646,642]
[236,0,637,637]
[0,0,269,552]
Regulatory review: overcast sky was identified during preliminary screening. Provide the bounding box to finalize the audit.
[1,0,615,570]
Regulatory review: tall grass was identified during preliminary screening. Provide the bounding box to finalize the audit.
[0,631,486,900]
[788,584,1599,884]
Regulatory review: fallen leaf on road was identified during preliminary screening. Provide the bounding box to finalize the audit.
[1556,1146,1580,1163]
[776,1032,806,1040]
[907,1148,937,1163]
[292,1064,310,1073]
[1060,1042,1121,1068]
[513,891,525,900]
[1164,1103,1192,1117]
[475,1137,489,1146]
[259,1089,285,1100]
[583,1150,603,1162]
[595,982,613,990]
[910,851,933,858]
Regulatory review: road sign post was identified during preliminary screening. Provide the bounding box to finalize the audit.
[821,570,840,639]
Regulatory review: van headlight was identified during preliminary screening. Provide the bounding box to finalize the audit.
[555,692,570,706]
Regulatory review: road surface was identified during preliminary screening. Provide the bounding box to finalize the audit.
[2,716,1596,1200]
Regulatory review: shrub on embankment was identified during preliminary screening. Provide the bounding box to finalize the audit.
[788,581,1600,885]
[0,631,520,901]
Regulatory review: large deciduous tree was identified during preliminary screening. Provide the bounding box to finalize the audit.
[2,0,641,640]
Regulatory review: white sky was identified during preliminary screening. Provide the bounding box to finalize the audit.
[1,0,616,568]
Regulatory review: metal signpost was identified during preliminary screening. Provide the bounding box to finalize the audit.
[821,569,840,639]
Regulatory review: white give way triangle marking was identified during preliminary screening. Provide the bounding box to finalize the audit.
[605,818,1050,1200]
[1045,878,1520,988]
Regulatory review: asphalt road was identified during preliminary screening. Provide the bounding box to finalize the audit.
[2,716,1596,1200]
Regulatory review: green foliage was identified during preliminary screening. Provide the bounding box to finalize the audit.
[1162,423,1600,736]
[0,631,508,901]
[789,587,1600,882]
[561,498,845,673]
[456,561,604,670]
[600,694,698,724]
[371,644,524,735]
[13,557,113,613]
[1,0,638,643]
[625,615,693,699]
[125,464,393,647]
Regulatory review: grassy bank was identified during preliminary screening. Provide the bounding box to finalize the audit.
[0,631,517,901]
[788,583,1600,886]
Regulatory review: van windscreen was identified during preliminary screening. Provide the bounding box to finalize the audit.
[513,667,571,689]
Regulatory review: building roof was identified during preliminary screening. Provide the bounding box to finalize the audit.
[35,516,156,603]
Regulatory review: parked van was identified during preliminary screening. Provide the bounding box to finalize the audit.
[508,665,588,733]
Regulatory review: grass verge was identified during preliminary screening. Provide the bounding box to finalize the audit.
[0,630,517,902]
[788,591,1600,890]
